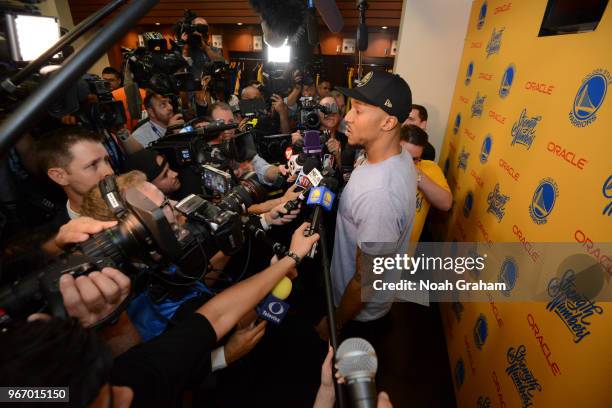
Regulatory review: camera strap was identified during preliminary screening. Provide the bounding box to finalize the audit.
[99,175,128,219]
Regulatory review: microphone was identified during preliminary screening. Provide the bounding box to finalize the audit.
[306,0,319,46]
[357,0,369,52]
[256,276,292,324]
[303,130,324,155]
[305,176,339,257]
[336,337,378,408]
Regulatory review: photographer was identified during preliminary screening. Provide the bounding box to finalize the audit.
[36,126,115,222]
[123,149,182,197]
[179,16,225,80]
[0,223,318,408]
[240,85,291,134]
[130,92,185,149]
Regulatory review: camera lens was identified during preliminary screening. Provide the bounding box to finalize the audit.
[305,112,320,129]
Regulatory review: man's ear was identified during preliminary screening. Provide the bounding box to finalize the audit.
[47,167,69,186]
[420,120,428,130]
[381,115,399,132]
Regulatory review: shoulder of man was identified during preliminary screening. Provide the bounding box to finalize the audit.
[419,160,450,191]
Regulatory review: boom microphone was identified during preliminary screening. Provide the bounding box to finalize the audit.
[306,0,319,46]
[336,337,378,408]
[357,0,369,52]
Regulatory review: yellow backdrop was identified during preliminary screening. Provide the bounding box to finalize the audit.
[436,1,612,407]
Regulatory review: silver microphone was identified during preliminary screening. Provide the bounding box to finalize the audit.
[336,337,378,408]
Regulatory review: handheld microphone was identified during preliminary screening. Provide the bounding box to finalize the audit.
[336,337,378,408]
[305,176,339,257]
[356,0,369,52]
[303,130,324,155]
[306,0,319,46]
[256,276,292,324]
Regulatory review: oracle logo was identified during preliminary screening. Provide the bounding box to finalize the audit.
[494,3,512,14]
[546,141,588,170]
[488,110,506,124]
[464,128,476,140]
[460,96,469,104]
[499,158,520,181]
[525,81,555,95]
[479,72,493,80]
[471,42,483,48]
[512,224,540,263]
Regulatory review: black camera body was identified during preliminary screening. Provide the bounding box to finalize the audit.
[298,97,332,130]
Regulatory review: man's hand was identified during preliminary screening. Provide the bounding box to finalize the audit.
[289,222,320,259]
[281,184,301,204]
[291,131,303,145]
[54,217,117,250]
[314,316,330,342]
[270,94,288,115]
[263,202,300,226]
[168,113,185,129]
[224,320,267,364]
[60,267,131,328]
[326,137,341,155]
[270,254,297,279]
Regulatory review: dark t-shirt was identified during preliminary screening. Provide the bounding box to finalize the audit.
[111,313,217,408]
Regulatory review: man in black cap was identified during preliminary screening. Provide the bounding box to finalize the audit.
[314,71,417,368]
[123,150,181,196]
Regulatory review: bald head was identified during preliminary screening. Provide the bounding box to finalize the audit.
[193,17,209,26]
[241,86,263,100]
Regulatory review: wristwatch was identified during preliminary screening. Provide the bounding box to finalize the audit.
[286,251,302,265]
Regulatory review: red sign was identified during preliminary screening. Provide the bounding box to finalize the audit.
[489,110,506,124]
[546,141,588,170]
[512,224,540,263]
[527,314,562,376]
[525,81,555,95]
[499,158,520,182]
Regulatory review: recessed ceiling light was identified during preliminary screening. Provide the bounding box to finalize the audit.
[155,22,160,26]
[381,26,388,30]
[237,22,243,26]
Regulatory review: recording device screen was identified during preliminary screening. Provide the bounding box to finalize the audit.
[202,165,232,195]
[5,14,60,61]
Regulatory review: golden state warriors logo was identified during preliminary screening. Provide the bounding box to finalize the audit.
[602,175,612,216]
[486,27,504,58]
[477,2,487,30]
[480,134,492,163]
[463,191,474,217]
[453,113,461,135]
[511,108,541,149]
[569,69,611,127]
[529,178,559,225]
[473,314,488,349]
[357,71,373,88]
[457,148,470,171]
[499,64,515,98]
[487,183,509,222]
[323,191,333,208]
[465,61,474,85]
[471,92,486,117]
[499,257,518,296]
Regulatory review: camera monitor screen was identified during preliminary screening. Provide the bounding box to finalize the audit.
[5,14,61,62]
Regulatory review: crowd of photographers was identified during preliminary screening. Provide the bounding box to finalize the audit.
[0,10,453,408]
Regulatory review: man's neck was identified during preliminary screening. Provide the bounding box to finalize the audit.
[365,132,402,164]
[66,190,82,214]
[149,118,167,129]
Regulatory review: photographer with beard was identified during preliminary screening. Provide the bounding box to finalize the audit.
[178,15,225,80]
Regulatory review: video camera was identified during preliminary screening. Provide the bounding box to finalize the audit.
[298,97,333,130]
[0,172,266,323]
[173,9,209,49]
[127,33,201,95]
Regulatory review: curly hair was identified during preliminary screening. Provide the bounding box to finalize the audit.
[80,171,147,221]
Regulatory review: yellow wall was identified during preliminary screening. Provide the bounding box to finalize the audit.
[437,1,612,406]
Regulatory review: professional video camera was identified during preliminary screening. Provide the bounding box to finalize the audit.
[298,96,333,130]
[173,9,209,49]
[127,33,201,95]
[0,172,266,323]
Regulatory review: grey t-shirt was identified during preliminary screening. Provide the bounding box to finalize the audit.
[331,149,416,321]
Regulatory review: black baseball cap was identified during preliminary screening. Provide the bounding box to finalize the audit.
[124,149,166,181]
[336,71,412,122]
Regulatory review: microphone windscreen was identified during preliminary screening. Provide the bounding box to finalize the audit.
[336,337,378,379]
[307,8,319,46]
[357,24,368,51]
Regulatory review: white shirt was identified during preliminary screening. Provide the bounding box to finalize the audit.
[66,200,80,220]
[132,120,167,147]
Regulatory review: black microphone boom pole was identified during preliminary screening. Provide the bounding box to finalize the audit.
[356,0,369,80]
[0,0,160,157]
